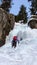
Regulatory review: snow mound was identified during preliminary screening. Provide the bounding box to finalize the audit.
[0,22,37,65]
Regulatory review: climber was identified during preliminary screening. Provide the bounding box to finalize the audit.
[12,36,18,48]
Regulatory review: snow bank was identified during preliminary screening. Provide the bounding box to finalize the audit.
[0,22,37,65]
[6,23,37,43]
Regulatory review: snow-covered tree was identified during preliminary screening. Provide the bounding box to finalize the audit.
[28,0,37,15]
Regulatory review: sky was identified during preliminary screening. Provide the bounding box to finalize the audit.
[10,0,31,16]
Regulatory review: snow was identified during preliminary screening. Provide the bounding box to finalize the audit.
[0,22,37,65]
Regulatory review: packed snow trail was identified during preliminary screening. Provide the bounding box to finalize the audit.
[0,23,37,65]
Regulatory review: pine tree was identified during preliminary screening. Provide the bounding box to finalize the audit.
[0,0,12,12]
[28,0,31,1]
[16,5,27,23]
[28,0,37,15]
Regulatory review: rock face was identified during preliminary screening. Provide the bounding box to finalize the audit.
[28,15,37,29]
[8,14,15,29]
[0,8,15,47]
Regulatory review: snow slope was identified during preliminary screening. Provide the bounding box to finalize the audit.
[0,22,37,65]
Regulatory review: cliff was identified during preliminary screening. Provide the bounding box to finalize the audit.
[0,8,15,47]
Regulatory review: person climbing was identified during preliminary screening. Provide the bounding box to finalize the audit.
[12,31,23,48]
[12,36,18,48]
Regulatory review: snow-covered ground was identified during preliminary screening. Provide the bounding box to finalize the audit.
[0,22,37,65]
